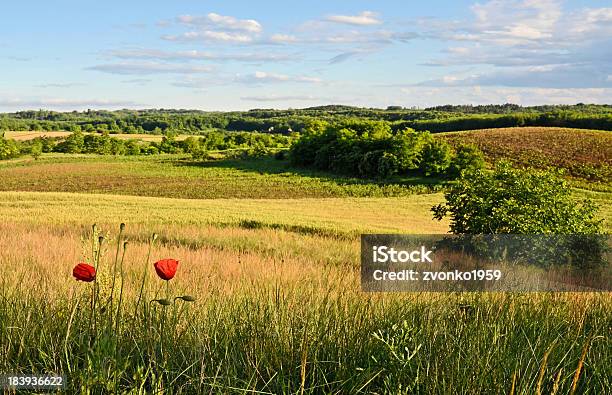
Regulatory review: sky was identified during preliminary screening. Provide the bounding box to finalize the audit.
[0,0,611,111]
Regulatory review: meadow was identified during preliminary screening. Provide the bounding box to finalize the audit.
[0,126,610,393]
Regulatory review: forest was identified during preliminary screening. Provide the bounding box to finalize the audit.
[1,104,611,135]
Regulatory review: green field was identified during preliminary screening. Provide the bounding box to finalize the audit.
[1,127,610,393]
[0,154,441,198]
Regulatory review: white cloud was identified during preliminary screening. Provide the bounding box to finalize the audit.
[177,13,262,33]
[240,95,324,102]
[163,31,254,43]
[87,62,214,75]
[396,86,612,107]
[269,34,299,44]
[0,97,140,110]
[236,71,322,84]
[325,11,382,26]
[109,49,294,62]
[417,1,612,89]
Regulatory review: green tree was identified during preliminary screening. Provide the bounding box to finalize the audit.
[30,140,43,160]
[420,139,452,176]
[58,130,84,153]
[432,161,603,234]
[448,144,485,178]
[0,136,20,160]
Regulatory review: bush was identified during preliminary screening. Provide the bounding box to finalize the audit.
[377,152,400,178]
[273,150,287,160]
[432,161,603,234]
[420,139,452,176]
[358,150,385,178]
[0,137,20,160]
[448,144,485,178]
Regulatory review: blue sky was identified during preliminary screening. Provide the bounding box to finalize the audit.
[1,0,610,111]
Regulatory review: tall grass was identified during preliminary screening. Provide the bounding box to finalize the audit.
[0,223,610,393]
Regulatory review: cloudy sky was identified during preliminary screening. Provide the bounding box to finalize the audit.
[1,0,610,111]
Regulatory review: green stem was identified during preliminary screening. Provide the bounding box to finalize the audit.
[109,223,125,320]
[91,235,103,338]
[135,234,156,315]
[113,242,127,393]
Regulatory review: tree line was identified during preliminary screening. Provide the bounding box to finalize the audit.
[0,130,292,160]
[289,120,485,179]
[1,104,611,135]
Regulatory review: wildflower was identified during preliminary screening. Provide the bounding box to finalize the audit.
[154,259,179,281]
[73,263,96,282]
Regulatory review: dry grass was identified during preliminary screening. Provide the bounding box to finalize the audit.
[4,131,192,142]
[0,219,610,393]
[0,191,449,235]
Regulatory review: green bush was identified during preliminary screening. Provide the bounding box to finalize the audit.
[0,136,20,160]
[448,144,485,177]
[432,161,603,234]
[420,139,452,176]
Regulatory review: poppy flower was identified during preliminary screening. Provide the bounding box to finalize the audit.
[73,263,96,282]
[154,259,179,281]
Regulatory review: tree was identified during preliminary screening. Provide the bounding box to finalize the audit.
[57,130,84,153]
[30,140,43,160]
[0,136,20,160]
[448,144,485,178]
[432,161,603,234]
[420,139,452,176]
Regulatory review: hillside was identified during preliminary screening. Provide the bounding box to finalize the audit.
[441,127,611,185]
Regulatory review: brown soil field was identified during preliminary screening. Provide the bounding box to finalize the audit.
[441,127,612,183]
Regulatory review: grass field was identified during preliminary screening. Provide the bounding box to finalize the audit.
[1,195,610,393]
[1,126,610,393]
[0,154,440,198]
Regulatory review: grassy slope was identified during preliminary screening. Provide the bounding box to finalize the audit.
[0,191,447,236]
[441,127,612,189]
[0,154,438,198]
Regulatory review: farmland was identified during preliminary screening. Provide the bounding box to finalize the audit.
[0,125,610,393]
[4,131,193,142]
[442,127,612,188]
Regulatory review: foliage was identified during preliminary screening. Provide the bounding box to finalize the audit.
[289,121,483,179]
[448,144,486,177]
[432,161,603,234]
[2,130,294,160]
[0,135,20,160]
[420,139,453,176]
[1,105,611,136]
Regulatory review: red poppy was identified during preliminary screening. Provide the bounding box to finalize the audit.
[154,259,179,281]
[73,263,96,282]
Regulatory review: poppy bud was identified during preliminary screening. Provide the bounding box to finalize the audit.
[154,259,179,281]
[177,295,196,302]
[73,263,96,282]
[120,223,126,231]
[153,299,171,306]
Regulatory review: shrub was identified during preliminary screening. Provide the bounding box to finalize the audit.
[448,144,485,178]
[377,152,400,178]
[420,139,453,176]
[0,136,20,160]
[273,150,287,160]
[432,161,603,234]
[358,150,385,178]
